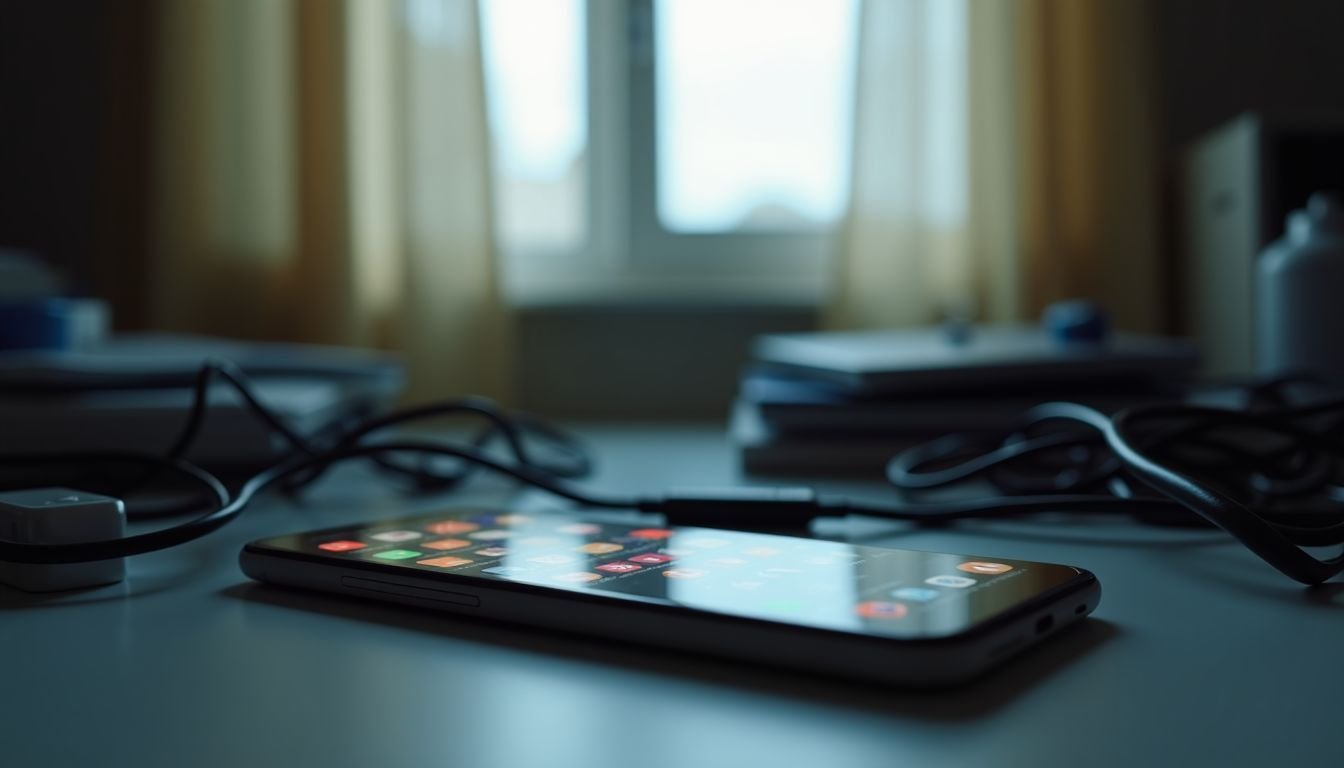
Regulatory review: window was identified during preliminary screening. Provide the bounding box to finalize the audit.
[481,0,860,305]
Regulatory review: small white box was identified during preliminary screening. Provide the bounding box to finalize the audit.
[0,487,126,592]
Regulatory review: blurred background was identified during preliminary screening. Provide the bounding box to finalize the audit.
[2,0,1343,415]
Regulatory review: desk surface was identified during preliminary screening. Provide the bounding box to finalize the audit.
[4,422,1341,767]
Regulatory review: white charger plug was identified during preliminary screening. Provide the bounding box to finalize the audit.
[0,487,126,592]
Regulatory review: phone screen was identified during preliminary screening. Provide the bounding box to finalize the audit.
[250,509,1089,639]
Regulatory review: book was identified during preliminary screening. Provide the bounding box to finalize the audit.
[751,325,1199,396]
[730,399,925,475]
[739,367,1171,435]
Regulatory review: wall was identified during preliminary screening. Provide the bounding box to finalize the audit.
[0,3,106,290]
[1154,0,1344,154]
[0,1,154,325]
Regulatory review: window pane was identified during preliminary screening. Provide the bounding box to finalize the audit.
[655,0,859,234]
[479,0,586,252]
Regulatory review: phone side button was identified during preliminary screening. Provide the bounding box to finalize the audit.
[341,576,481,607]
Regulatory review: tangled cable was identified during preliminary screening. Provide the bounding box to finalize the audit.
[883,380,1344,584]
[4,362,1343,586]
[0,359,629,566]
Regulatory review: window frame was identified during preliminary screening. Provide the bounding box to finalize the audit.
[496,0,840,307]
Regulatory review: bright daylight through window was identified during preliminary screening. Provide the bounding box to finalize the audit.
[655,0,857,234]
[480,0,860,304]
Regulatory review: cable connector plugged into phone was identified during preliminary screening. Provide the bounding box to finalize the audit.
[0,488,126,592]
[639,487,830,532]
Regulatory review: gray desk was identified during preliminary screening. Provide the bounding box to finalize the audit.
[4,422,1341,767]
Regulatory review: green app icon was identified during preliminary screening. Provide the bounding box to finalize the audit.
[374,549,423,560]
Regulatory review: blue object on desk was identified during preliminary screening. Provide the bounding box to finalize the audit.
[1043,299,1111,345]
[0,298,85,351]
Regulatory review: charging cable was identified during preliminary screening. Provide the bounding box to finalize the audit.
[1,363,1341,585]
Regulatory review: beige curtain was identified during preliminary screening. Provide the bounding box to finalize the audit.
[831,0,1163,333]
[149,0,509,403]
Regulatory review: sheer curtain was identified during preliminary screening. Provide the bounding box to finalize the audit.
[831,0,1163,332]
[141,0,1163,408]
[149,0,509,403]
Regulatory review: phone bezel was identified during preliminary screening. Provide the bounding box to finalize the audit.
[240,509,1100,687]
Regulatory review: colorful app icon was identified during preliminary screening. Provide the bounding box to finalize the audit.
[422,538,471,551]
[370,530,421,543]
[662,568,706,579]
[958,561,1013,575]
[629,528,673,540]
[856,601,908,619]
[494,514,534,526]
[629,553,674,565]
[553,571,601,583]
[476,546,509,557]
[926,574,977,588]
[417,556,473,568]
[558,523,602,535]
[529,553,579,565]
[743,546,782,557]
[425,520,479,535]
[318,540,366,552]
[373,549,422,560]
[892,587,940,602]
[469,530,511,541]
[596,561,643,574]
[708,556,748,567]
[483,565,533,576]
[578,542,623,555]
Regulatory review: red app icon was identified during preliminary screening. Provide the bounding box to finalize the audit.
[596,561,643,574]
[629,528,673,540]
[425,520,479,535]
[856,601,908,619]
[318,540,366,553]
[629,553,674,565]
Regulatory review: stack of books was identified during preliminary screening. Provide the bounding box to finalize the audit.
[730,325,1198,475]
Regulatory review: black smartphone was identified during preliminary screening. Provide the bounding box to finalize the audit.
[240,509,1100,687]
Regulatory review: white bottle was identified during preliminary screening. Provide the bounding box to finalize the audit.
[1257,193,1344,382]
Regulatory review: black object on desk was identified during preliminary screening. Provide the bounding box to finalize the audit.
[0,333,404,465]
[731,322,1197,474]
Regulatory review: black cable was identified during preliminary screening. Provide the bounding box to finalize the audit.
[5,362,1344,586]
[1105,404,1344,584]
[0,441,635,565]
[876,395,1344,585]
[282,397,591,494]
[0,452,231,563]
[0,364,617,564]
